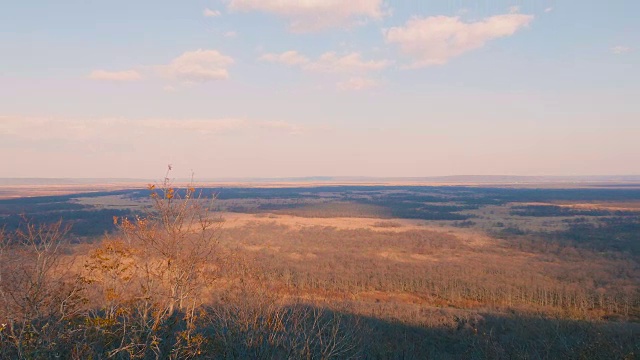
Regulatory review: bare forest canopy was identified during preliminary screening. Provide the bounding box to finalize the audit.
[0,184,639,358]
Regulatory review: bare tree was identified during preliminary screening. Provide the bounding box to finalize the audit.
[88,166,221,358]
[118,166,219,316]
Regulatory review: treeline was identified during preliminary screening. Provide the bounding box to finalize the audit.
[0,208,133,238]
[511,204,637,217]
[496,216,640,257]
[0,192,140,238]
[355,198,476,220]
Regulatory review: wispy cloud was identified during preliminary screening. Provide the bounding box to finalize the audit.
[259,120,304,134]
[0,115,313,177]
[337,77,379,91]
[88,69,142,82]
[0,116,126,142]
[544,7,554,13]
[0,116,306,143]
[305,52,390,73]
[611,45,631,55]
[260,50,310,66]
[260,51,390,73]
[89,49,234,86]
[224,31,238,38]
[260,51,389,90]
[157,49,234,83]
[227,0,387,32]
[384,13,534,68]
[203,8,221,17]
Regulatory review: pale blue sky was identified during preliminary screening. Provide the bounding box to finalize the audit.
[1,0,638,178]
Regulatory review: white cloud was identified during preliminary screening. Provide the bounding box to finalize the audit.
[203,8,221,17]
[224,31,237,38]
[509,6,520,14]
[88,69,142,82]
[260,51,390,73]
[227,0,386,32]
[260,51,310,66]
[384,13,534,68]
[337,77,379,91]
[611,46,631,55]
[544,7,554,13]
[158,49,234,82]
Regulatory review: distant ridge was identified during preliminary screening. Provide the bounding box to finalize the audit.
[195,175,640,184]
[3,175,640,186]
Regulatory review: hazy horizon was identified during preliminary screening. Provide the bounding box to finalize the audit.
[1,1,638,178]
[2,174,640,186]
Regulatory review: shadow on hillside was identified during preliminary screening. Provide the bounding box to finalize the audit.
[5,303,636,360]
[350,309,639,360]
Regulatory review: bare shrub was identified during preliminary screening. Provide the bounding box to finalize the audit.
[0,219,85,359]
[205,287,362,359]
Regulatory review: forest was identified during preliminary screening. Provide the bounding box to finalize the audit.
[0,182,639,359]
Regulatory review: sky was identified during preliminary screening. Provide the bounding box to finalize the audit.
[0,0,638,179]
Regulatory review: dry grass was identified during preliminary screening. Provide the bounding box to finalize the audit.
[219,212,433,232]
[372,220,403,228]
